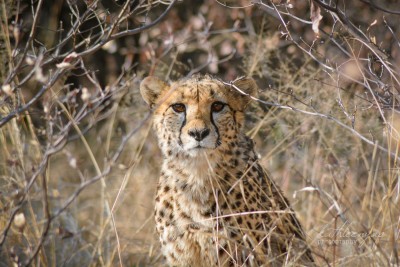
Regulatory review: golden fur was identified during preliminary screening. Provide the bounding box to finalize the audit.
[140,75,314,266]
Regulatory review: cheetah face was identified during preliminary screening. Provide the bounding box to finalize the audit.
[140,75,257,158]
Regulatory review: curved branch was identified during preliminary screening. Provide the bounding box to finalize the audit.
[359,0,400,15]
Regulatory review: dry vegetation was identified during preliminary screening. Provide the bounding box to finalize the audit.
[1,0,400,266]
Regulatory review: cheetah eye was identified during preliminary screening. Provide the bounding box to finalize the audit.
[211,101,225,113]
[171,103,186,113]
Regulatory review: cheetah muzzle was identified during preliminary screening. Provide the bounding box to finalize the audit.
[140,75,314,266]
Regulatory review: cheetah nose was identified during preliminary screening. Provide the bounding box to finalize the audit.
[188,128,210,141]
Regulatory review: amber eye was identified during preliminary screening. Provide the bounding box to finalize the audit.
[171,103,186,113]
[211,101,225,112]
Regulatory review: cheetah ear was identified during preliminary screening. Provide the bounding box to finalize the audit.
[140,76,169,107]
[229,77,258,110]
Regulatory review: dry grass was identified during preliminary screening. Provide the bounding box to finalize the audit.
[1,0,400,266]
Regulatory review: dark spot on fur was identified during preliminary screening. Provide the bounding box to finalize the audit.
[181,183,188,191]
[159,210,165,217]
[169,163,176,169]
[248,183,253,191]
[261,194,268,203]
[225,149,233,156]
[189,223,200,230]
[163,200,172,209]
[181,212,190,219]
[169,252,177,260]
[211,202,217,212]
[236,192,242,200]
[202,210,213,216]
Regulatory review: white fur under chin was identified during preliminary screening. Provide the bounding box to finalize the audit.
[184,150,214,174]
[179,150,216,190]
[184,147,213,158]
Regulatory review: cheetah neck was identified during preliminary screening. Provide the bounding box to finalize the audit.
[163,152,214,196]
[161,134,258,202]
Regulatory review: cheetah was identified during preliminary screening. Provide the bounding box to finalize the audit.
[140,75,314,266]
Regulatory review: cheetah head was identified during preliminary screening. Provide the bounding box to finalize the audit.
[140,75,258,158]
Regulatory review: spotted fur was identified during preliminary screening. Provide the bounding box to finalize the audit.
[140,75,314,266]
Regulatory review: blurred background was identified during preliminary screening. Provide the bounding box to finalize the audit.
[1,0,400,266]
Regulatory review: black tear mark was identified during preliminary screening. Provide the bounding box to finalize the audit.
[210,110,221,148]
[178,108,186,147]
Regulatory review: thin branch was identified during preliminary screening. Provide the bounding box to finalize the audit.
[0,134,67,247]
[4,0,44,84]
[78,0,177,57]
[359,0,400,15]
[0,68,66,128]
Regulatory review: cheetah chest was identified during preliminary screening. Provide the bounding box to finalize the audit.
[154,163,227,265]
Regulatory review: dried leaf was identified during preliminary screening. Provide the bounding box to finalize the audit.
[57,52,79,69]
[63,52,78,63]
[310,1,323,37]
[2,84,12,96]
[13,213,26,230]
[371,36,376,45]
[56,62,72,69]
[35,65,48,82]
[81,87,91,102]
